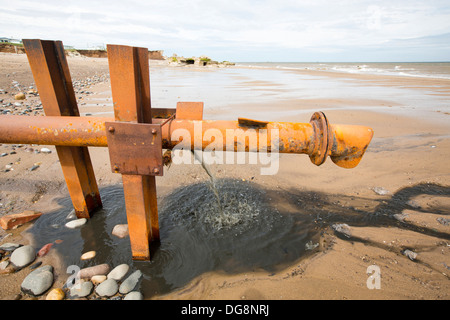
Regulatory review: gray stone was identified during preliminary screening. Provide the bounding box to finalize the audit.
[373,187,389,195]
[70,280,94,298]
[10,245,36,268]
[403,249,418,261]
[95,278,118,297]
[0,242,21,251]
[123,291,144,300]
[331,223,352,238]
[65,218,87,229]
[107,264,129,281]
[21,265,53,296]
[119,270,142,294]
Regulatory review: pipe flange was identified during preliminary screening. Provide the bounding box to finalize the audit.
[309,111,332,166]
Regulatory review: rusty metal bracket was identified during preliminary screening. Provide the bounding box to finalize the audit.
[105,122,163,176]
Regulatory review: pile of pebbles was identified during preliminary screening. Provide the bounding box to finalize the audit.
[0,74,108,116]
[0,241,143,300]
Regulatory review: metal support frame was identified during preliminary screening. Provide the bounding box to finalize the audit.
[22,39,102,219]
[0,39,375,261]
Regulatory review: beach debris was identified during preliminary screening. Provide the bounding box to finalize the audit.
[331,223,352,238]
[406,199,421,209]
[10,245,36,268]
[37,243,53,257]
[0,210,43,230]
[305,240,319,250]
[437,217,450,226]
[21,265,54,296]
[65,218,87,229]
[373,187,390,195]
[393,212,409,222]
[403,249,418,261]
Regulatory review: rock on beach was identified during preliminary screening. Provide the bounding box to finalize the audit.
[21,265,54,296]
[65,218,87,229]
[119,270,142,294]
[107,264,129,281]
[79,263,110,279]
[10,245,36,268]
[95,278,118,297]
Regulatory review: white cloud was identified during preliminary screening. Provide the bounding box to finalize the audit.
[1,0,449,61]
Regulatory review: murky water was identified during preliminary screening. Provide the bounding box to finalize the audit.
[26,177,325,298]
[25,175,450,298]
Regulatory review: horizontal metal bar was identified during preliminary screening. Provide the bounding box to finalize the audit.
[0,114,374,168]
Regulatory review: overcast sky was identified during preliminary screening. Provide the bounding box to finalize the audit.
[1,0,449,62]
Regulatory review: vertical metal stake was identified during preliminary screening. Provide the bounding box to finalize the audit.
[107,44,159,261]
[23,39,102,218]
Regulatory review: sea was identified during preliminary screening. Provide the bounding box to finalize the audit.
[235,62,450,80]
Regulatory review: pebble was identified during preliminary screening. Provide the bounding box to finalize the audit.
[91,275,107,285]
[331,223,352,238]
[0,260,9,270]
[112,224,129,238]
[29,164,39,171]
[107,264,130,281]
[21,265,54,296]
[46,288,65,300]
[40,147,52,154]
[80,250,96,260]
[10,245,36,268]
[95,278,118,297]
[38,243,53,257]
[0,242,21,251]
[373,187,390,195]
[65,218,87,229]
[79,263,110,279]
[14,93,26,100]
[403,249,418,261]
[437,217,450,226]
[29,262,43,272]
[124,291,144,300]
[70,280,94,298]
[119,270,142,294]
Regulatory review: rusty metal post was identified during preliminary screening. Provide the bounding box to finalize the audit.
[107,44,159,260]
[22,39,102,218]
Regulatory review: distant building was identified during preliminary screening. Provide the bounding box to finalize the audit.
[0,37,22,44]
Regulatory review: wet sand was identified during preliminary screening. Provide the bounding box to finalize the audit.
[0,53,449,300]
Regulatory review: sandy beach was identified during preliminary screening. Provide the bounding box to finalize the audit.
[0,52,449,300]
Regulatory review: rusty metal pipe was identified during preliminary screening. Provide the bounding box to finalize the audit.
[0,114,373,168]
